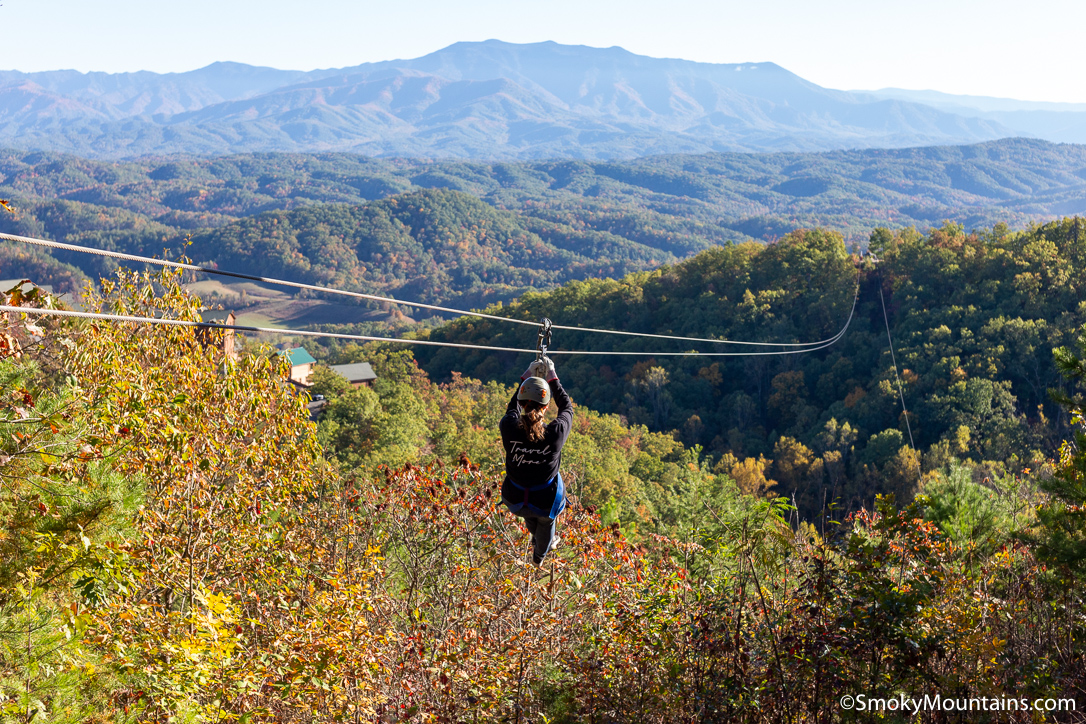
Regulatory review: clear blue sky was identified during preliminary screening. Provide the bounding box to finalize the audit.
[2,0,1083,103]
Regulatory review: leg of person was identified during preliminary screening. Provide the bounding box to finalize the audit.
[532,516,557,565]
[523,515,539,539]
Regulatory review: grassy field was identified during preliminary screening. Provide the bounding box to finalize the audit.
[189,277,407,330]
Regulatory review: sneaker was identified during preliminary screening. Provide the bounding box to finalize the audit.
[543,536,560,560]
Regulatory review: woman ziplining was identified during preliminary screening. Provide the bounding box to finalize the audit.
[499,320,572,567]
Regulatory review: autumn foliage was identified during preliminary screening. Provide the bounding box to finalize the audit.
[3,268,1086,722]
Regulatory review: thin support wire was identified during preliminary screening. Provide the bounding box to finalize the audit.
[875,265,922,477]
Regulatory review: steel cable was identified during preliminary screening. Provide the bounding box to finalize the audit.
[0,284,857,358]
[1,231,854,349]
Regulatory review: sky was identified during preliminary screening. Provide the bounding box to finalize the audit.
[2,0,1084,103]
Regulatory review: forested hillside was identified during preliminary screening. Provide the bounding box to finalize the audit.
[414,219,1086,520]
[181,189,709,309]
[3,139,1086,308]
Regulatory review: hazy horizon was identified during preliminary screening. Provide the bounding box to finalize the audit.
[2,0,1084,104]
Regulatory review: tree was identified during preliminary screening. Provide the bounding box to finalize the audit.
[640,366,671,430]
[0,340,133,722]
[921,463,1020,561]
[1028,327,1086,575]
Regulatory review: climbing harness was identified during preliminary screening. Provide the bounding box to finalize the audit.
[505,472,566,519]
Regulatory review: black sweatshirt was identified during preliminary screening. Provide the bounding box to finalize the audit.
[499,378,574,502]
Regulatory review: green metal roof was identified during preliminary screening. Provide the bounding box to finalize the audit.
[278,347,317,366]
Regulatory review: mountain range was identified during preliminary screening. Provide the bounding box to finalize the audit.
[861,88,1086,145]
[0,40,1041,160]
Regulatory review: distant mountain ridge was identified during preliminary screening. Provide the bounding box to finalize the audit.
[859,88,1086,145]
[0,40,1017,160]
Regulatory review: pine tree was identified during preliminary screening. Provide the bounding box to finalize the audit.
[1030,327,1086,574]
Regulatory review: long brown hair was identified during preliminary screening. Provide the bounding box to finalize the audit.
[519,400,546,443]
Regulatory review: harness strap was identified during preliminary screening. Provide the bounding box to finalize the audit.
[507,477,558,493]
[508,475,557,516]
[503,472,566,520]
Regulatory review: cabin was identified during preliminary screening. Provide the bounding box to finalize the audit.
[329,362,378,387]
[278,346,317,386]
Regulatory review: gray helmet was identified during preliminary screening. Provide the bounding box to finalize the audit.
[518,376,551,406]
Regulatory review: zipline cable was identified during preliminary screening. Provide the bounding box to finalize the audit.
[1,231,852,349]
[0,285,857,358]
[0,305,535,354]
